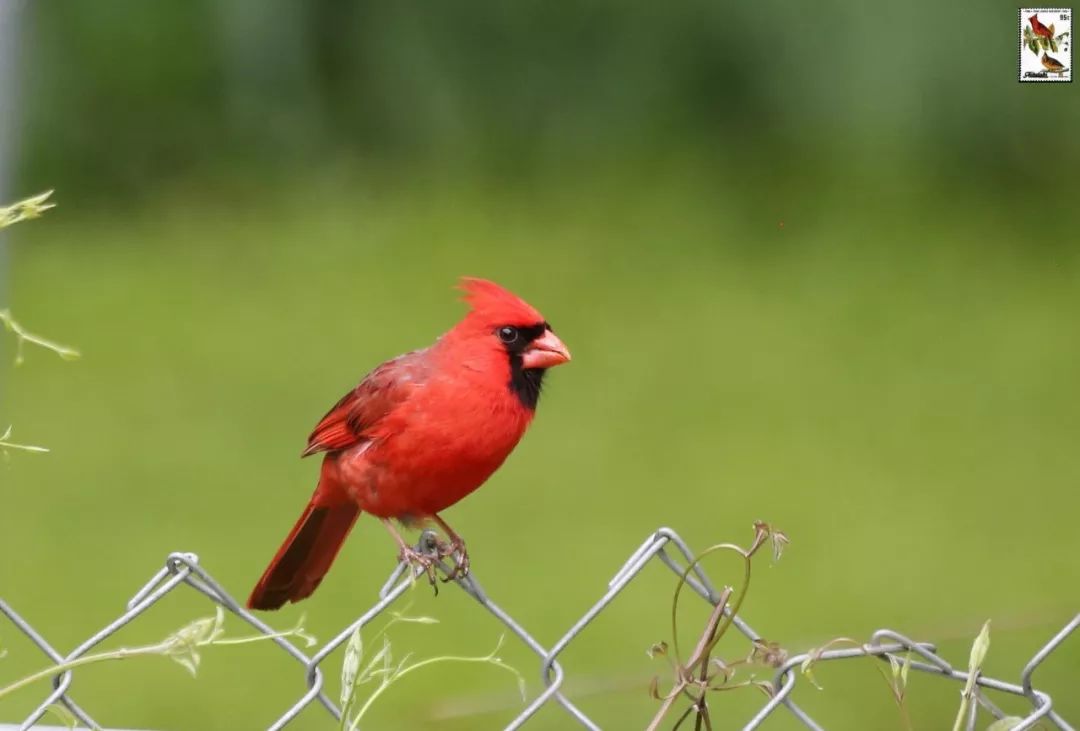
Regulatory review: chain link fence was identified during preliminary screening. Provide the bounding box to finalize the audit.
[2,527,1076,730]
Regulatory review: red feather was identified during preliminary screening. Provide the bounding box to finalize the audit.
[302,351,430,457]
[458,276,545,326]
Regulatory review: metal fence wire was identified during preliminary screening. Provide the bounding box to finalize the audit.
[1,527,1077,731]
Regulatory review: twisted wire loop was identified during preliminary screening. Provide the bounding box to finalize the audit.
[1,529,1076,730]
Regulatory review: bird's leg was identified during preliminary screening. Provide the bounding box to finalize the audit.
[432,513,469,579]
[380,518,439,586]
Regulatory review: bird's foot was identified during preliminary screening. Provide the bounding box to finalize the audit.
[400,531,442,589]
[436,536,469,581]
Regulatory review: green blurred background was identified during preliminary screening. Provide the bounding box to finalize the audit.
[2,1,1078,729]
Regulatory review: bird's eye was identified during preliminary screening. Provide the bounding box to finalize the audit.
[497,326,519,344]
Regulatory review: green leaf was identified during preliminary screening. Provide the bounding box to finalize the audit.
[0,191,56,229]
[968,621,991,673]
[952,621,991,731]
[161,606,226,677]
[800,655,824,690]
[44,704,78,730]
[170,652,200,677]
[341,628,363,709]
[888,651,911,693]
[985,718,1024,731]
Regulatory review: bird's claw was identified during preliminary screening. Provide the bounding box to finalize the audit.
[436,537,469,581]
[397,530,468,592]
[399,533,441,590]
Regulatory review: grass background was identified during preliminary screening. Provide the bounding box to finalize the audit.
[1,168,1078,729]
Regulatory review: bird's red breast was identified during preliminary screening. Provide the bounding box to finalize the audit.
[304,277,571,520]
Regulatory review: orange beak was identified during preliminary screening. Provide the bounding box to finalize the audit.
[521,329,571,369]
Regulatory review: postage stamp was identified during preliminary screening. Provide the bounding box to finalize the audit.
[1019,8,1072,82]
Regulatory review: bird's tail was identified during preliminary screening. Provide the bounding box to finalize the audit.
[247,488,360,610]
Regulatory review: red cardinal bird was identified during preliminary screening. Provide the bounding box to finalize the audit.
[247,278,571,610]
[1029,14,1054,39]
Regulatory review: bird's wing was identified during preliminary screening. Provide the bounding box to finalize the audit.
[302,349,430,457]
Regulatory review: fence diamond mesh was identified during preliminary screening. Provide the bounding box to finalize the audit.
[2,527,1076,730]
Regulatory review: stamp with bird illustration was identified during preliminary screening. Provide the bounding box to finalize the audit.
[1019,8,1072,82]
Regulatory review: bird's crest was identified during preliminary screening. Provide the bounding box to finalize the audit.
[458,277,544,326]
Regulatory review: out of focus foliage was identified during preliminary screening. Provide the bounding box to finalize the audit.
[16,0,1080,210]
